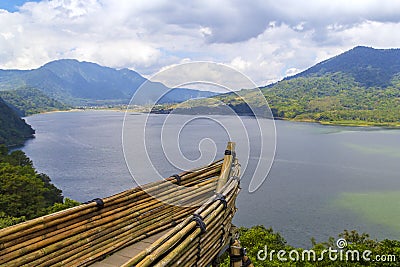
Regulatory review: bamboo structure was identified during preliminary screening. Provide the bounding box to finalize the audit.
[0,142,241,267]
[229,239,254,267]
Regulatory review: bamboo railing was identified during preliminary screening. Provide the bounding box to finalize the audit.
[0,142,240,267]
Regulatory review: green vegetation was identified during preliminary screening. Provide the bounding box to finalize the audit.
[0,87,70,116]
[294,46,400,88]
[260,72,400,126]
[173,72,400,127]
[220,226,400,266]
[0,59,216,106]
[0,145,80,228]
[167,47,400,127]
[0,97,35,146]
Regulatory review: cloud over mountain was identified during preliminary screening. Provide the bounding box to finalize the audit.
[1,0,400,85]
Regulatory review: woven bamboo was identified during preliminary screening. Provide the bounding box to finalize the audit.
[0,142,240,267]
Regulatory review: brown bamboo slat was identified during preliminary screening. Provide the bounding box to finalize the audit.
[0,142,240,267]
[121,146,240,267]
[0,159,222,242]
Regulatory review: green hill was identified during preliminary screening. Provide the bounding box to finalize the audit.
[260,72,400,126]
[0,97,35,146]
[259,46,400,126]
[289,46,400,88]
[0,88,70,116]
[0,59,217,106]
[173,46,400,127]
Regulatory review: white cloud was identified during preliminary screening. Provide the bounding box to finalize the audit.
[199,26,212,37]
[285,68,301,77]
[231,57,251,72]
[337,21,400,47]
[1,0,400,85]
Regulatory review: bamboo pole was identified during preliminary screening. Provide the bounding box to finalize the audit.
[6,180,217,266]
[6,205,167,266]
[135,181,238,266]
[56,208,193,267]
[154,191,236,266]
[136,171,237,266]
[0,160,222,243]
[197,215,233,266]
[169,163,239,266]
[171,239,198,266]
[168,199,234,266]
[123,183,237,266]
[169,193,233,266]
[216,142,235,192]
[3,184,216,266]
[121,213,198,266]
[0,144,239,267]
[0,192,152,254]
[27,183,217,266]
[119,183,229,266]
[35,209,192,267]
[0,163,219,241]
[1,199,166,264]
[74,209,192,267]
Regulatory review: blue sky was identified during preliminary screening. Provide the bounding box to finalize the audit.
[1,0,400,85]
[0,0,40,12]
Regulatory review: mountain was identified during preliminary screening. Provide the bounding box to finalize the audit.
[259,46,400,125]
[171,46,400,127]
[0,97,35,146]
[0,88,70,116]
[289,46,400,87]
[0,59,217,106]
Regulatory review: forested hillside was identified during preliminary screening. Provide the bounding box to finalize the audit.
[0,59,217,106]
[290,46,400,88]
[171,46,400,127]
[0,97,35,146]
[0,88,70,116]
[261,72,400,126]
[0,146,79,228]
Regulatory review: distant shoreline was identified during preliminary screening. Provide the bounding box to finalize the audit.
[282,117,400,129]
[37,108,84,115]
[30,108,400,129]
[30,108,128,116]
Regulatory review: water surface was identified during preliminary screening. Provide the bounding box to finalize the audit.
[23,111,400,247]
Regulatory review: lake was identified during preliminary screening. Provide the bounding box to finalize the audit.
[23,110,400,247]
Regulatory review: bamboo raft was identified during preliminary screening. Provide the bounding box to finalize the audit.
[0,142,242,266]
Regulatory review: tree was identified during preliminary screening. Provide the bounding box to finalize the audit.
[220,226,399,266]
[0,147,80,228]
[4,150,33,167]
[0,163,48,219]
[37,173,63,205]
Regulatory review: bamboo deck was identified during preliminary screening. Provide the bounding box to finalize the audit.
[90,230,169,267]
[0,142,240,267]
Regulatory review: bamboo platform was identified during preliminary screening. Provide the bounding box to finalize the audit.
[90,230,169,267]
[0,142,241,267]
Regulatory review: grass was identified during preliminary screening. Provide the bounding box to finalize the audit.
[318,120,400,128]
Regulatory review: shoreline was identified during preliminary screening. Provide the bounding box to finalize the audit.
[29,108,400,129]
[28,108,131,117]
[276,117,400,129]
